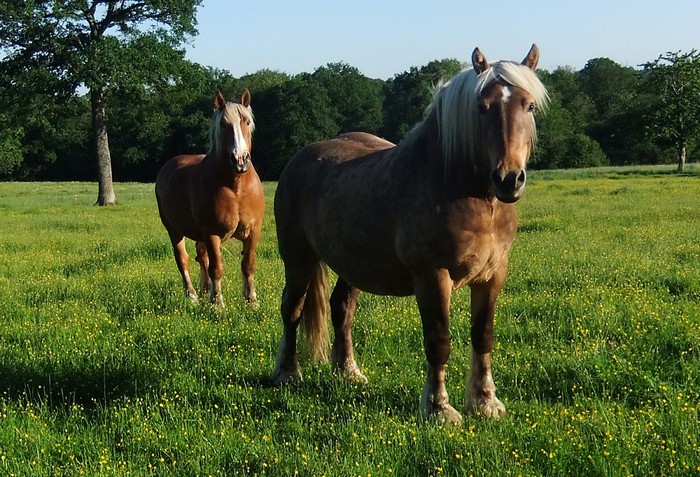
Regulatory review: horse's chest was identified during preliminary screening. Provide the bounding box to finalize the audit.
[193,192,248,239]
[450,238,511,288]
[215,210,255,241]
[441,204,517,288]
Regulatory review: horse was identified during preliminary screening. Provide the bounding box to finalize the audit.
[155,90,265,309]
[272,45,548,424]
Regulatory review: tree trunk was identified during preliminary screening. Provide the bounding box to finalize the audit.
[678,144,686,172]
[91,87,116,205]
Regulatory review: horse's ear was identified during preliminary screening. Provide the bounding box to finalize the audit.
[471,48,490,74]
[522,44,539,70]
[241,89,251,108]
[215,92,227,110]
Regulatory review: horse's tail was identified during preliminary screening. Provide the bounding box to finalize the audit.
[302,261,330,363]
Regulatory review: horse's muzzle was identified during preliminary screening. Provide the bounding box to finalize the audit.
[231,153,251,173]
[491,168,526,203]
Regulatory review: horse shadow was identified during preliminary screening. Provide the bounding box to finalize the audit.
[222,364,419,422]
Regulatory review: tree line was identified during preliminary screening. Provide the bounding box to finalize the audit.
[1,2,699,202]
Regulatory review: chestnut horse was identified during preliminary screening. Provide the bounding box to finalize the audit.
[155,91,264,309]
[272,46,548,424]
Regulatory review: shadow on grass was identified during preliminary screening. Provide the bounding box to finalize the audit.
[216,364,419,422]
[0,361,162,411]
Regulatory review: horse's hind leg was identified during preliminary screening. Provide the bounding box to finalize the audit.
[171,236,198,303]
[272,274,309,386]
[465,266,507,419]
[240,224,260,304]
[195,241,210,298]
[272,249,327,385]
[330,278,366,383]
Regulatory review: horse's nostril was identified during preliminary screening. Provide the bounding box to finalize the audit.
[515,170,526,189]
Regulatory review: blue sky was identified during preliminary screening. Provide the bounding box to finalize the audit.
[185,1,700,79]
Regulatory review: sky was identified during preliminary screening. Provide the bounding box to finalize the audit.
[184,1,700,80]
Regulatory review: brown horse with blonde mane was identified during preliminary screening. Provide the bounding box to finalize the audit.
[156,90,264,309]
[272,45,549,424]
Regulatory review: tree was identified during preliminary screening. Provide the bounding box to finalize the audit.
[0,114,23,177]
[579,58,638,119]
[107,61,224,182]
[260,74,339,179]
[0,0,202,204]
[533,68,608,169]
[382,59,463,143]
[642,50,700,171]
[577,58,657,165]
[0,56,78,179]
[311,62,384,134]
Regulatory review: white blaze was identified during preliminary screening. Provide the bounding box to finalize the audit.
[232,112,249,158]
[501,86,511,103]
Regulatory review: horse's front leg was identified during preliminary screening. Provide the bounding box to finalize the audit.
[466,264,507,419]
[203,234,225,309]
[415,269,463,425]
[240,224,260,305]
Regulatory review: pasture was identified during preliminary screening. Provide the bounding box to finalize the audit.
[0,166,698,476]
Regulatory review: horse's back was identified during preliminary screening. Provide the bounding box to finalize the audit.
[156,154,205,194]
[279,133,393,192]
[335,132,395,152]
[276,131,395,216]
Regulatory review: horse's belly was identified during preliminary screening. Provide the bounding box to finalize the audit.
[325,256,415,296]
[309,212,414,296]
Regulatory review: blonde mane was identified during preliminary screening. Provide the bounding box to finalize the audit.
[209,102,255,154]
[427,60,549,172]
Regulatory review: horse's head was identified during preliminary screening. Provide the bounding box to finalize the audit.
[472,45,546,203]
[212,90,255,173]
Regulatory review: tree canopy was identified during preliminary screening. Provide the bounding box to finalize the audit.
[642,50,700,171]
[0,30,698,184]
[0,0,203,204]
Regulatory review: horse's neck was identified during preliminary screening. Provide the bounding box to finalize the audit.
[201,152,237,189]
[395,115,493,202]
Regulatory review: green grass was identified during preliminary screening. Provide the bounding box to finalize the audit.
[0,166,698,476]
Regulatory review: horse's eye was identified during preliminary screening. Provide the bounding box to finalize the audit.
[528,103,536,112]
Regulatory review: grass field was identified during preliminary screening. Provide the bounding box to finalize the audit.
[0,165,698,476]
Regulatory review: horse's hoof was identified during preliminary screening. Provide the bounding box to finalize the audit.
[466,396,506,419]
[421,389,463,425]
[210,298,225,310]
[345,370,368,384]
[271,367,303,387]
[185,288,199,304]
[334,362,368,384]
[339,368,368,384]
[423,403,464,426]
